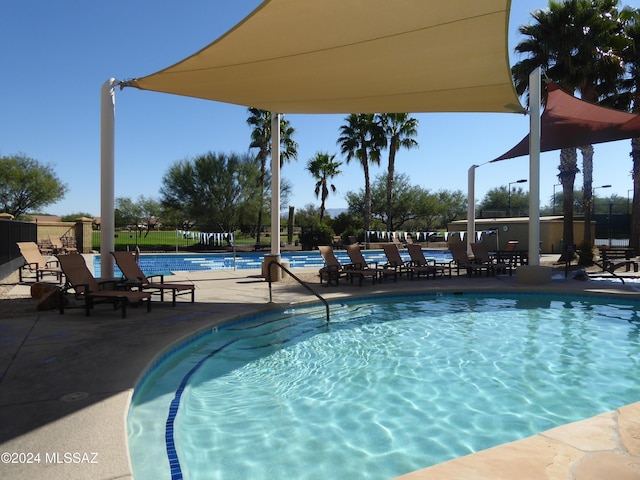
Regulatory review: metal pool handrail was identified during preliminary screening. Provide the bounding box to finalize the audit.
[267,261,330,324]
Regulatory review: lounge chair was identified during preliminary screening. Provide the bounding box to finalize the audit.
[318,245,350,286]
[111,251,195,306]
[448,242,492,277]
[346,244,397,285]
[471,242,512,276]
[57,253,151,318]
[381,243,411,277]
[16,241,63,283]
[49,235,77,254]
[406,244,450,279]
[497,240,525,267]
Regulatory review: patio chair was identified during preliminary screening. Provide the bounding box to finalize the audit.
[318,245,350,286]
[49,235,77,254]
[406,244,450,279]
[111,251,195,306]
[448,242,492,277]
[16,241,63,283]
[346,244,397,285]
[471,242,512,276]
[57,253,151,318]
[497,240,523,268]
[381,243,411,277]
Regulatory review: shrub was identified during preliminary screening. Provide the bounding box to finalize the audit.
[577,240,594,266]
[299,223,334,250]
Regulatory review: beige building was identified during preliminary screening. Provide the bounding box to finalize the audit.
[447,216,594,254]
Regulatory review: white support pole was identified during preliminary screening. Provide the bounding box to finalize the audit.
[271,113,281,255]
[528,67,542,266]
[100,79,118,278]
[467,165,478,256]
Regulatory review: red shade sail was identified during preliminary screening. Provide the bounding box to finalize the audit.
[492,83,640,162]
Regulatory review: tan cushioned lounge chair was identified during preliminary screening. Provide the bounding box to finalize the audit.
[111,251,195,306]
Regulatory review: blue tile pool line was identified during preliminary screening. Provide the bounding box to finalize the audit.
[93,249,453,277]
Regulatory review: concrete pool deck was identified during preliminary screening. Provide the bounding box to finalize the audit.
[1,256,640,479]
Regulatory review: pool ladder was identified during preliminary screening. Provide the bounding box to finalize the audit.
[267,261,330,323]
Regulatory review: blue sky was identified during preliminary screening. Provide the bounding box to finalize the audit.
[2,0,639,218]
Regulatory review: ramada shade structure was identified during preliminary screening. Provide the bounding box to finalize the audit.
[492,83,640,162]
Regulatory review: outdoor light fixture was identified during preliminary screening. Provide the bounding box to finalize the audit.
[553,183,561,215]
[593,184,612,214]
[508,179,527,217]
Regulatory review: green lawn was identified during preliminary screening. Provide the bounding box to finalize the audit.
[92,230,293,250]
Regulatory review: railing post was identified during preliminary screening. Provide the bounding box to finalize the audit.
[267,260,330,324]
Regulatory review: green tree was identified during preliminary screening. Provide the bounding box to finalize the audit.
[478,186,529,217]
[376,113,419,231]
[306,152,343,221]
[346,172,466,231]
[337,114,385,232]
[435,190,467,226]
[331,210,363,238]
[294,204,323,227]
[368,173,425,230]
[160,152,262,231]
[247,108,298,243]
[61,212,94,222]
[115,195,161,232]
[0,153,67,218]
[512,0,624,260]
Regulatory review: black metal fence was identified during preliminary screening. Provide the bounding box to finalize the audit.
[0,219,36,264]
[593,213,631,247]
[0,219,37,279]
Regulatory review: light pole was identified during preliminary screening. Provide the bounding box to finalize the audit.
[592,184,612,214]
[553,183,561,215]
[508,179,527,217]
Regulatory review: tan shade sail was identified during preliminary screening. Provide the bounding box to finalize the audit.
[126,0,524,114]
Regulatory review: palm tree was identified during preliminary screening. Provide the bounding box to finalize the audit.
[620,7,640,253]
[512,0,624,262]
[247,108,298,243]
[376,113,419,231]
[573,1,625,252]
[337,114,385,233]
[306,152,343,221]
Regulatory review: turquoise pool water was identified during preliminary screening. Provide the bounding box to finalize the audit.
[127,293,640,480]
[92,249,453,277]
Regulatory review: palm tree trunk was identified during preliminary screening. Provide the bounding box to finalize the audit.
[360,147,372,233]
[363,162,372,234]
[255,150,268,244]
[580,144,594,249]
[320,184,327,221]
[558,147,579,261]
[386,140,397,232]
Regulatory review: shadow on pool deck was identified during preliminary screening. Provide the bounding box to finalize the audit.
[1,260,640,480]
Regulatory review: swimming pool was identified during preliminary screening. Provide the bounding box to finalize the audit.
[127,292,640,480]
[93,249,453,277]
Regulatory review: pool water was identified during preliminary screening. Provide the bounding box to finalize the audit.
[92,249,453,277]
[127,293,640,480]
